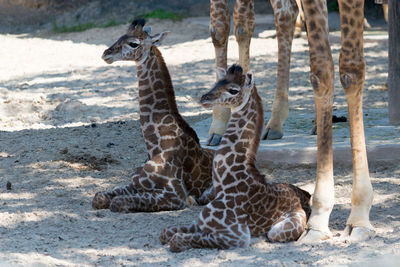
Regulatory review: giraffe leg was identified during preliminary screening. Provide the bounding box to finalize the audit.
[297,0,335,243]
[208,0,231,146]
[337,0,374,242]
[263,0,298,140]
[160,222,200,245]
[267,211,307,242]
[92,175,139,209]
[168,223,251,252]
[109,190,186,213]
[233,0,255,73]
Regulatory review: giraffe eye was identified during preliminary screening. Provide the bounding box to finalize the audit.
[128,42,139,48]
[228,88,239,95]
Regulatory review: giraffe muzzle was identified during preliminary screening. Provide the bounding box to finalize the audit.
[199,93,215,108]
[102,49,114,64]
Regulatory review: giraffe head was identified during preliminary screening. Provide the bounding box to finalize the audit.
[200,64,254,111]
[102,19,169,64]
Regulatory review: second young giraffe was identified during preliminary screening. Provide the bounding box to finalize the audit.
[92,19,215,212]
[160,65,311,251]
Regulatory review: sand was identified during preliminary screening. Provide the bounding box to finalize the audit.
[0,17,399,266]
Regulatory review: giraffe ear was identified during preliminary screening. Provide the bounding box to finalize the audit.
[151,31,170,46]
[143,26,152,35]
[216,67,227,80]
[244,71,254,88]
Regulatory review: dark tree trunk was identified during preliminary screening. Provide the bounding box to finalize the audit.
[388,0,400,125]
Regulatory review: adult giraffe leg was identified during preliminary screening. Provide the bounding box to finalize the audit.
[298,0,335,243]
[208,0,231,146]
[263,0,298,140]
[338,0,374,241]
[233,0,255,73]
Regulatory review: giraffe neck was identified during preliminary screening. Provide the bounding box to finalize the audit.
[135,47,199,155]
[214,87,264,182]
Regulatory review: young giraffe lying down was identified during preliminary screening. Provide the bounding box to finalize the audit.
[92,19,215,212]
[160,65,311,251]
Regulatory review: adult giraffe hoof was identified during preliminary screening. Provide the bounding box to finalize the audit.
[207,133,222,146]
[340,225,375,242]
[296,229,332,244]
[262,128,283,140]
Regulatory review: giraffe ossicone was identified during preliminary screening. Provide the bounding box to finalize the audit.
[160,64,311,252]
[92,19,215,213]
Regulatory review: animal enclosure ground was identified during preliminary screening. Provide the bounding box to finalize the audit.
[0,17,399,266]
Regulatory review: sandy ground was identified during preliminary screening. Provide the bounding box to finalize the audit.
[0,17,399,266]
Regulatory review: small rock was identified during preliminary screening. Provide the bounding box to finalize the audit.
[6,181,12,190]
[106,142,115,148]
[91,123,97,128]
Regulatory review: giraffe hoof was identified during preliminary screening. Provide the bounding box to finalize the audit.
[169,234,188,253]
[207,133,222,146]
[296,229,332,244]
[160,228,170,245]
[262,128,283,140]
[92,192,111,210]
[340,225,375,243]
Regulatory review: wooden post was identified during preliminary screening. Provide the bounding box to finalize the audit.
[388,0,400,125]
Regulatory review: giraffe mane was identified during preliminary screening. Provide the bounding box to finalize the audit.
[246,85,264,167]
[152,47,200,144]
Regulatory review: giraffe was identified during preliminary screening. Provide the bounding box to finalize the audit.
[160,64,311,252]
[208,0,374,242]
[92,19,215,212]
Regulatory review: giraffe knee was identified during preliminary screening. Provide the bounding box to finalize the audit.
[210,25,229,48]
[233,22,255,44]
[339,63,365,96]
[309,68,334,99]
[267,216,304,242]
